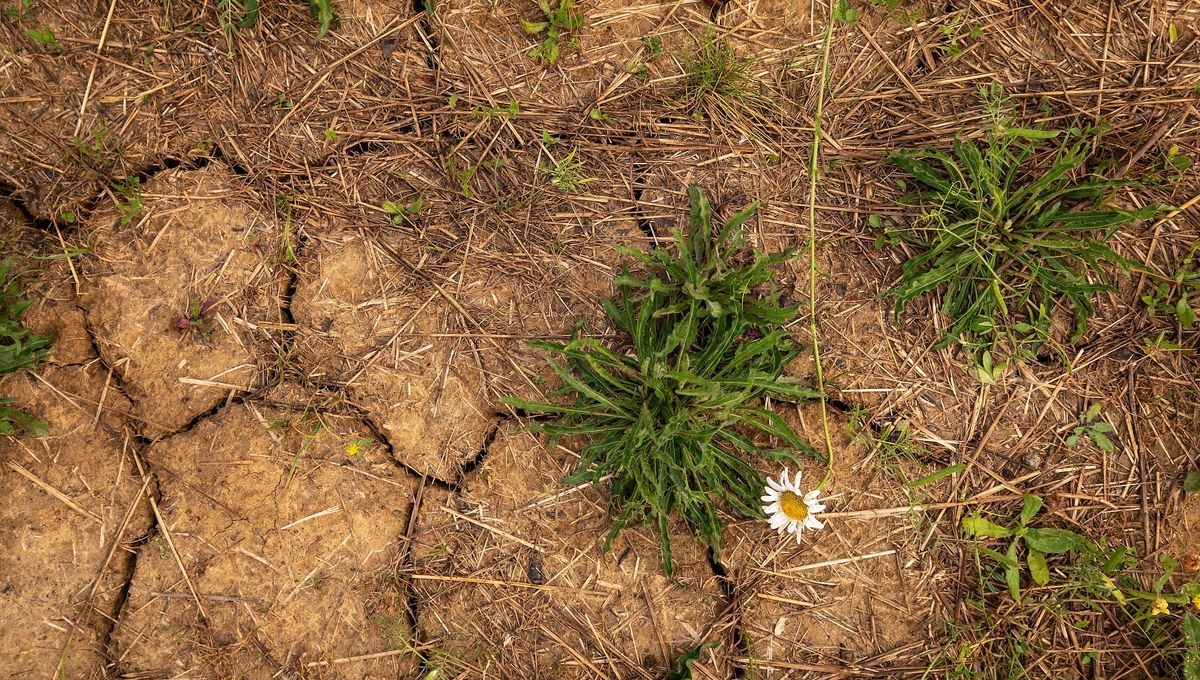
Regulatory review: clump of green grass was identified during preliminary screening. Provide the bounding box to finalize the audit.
[505,185,821,574]
[683,34,766,120]
[0,258,51,436]
[879,85,1161,358]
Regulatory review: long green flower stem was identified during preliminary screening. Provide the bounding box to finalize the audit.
[810,9,836,490]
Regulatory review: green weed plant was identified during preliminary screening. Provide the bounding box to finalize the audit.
[506,186,821,574]
[881,85,1161,358]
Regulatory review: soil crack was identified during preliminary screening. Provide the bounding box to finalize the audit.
[707,548,748,678]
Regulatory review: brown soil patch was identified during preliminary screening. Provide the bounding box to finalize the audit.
[79,162,285,438]
[1,0,1198,677]
[0,363,149,678]
[410,422,728,678]
[111,385,419,676]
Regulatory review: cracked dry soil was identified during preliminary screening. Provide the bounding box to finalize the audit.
[4,0,1199,678]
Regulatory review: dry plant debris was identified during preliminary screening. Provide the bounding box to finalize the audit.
[0,0,1198,677]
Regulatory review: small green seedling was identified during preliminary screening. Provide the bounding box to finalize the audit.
[588,108,612,122]
[73,123,118,170]
[382,198,422,225]
[833,0,859,24]
[113,177,143,225]
[3,0,33,20]
[1065,403,1115,452]
[523,0,582,65]
[471,100,519,118]
[1141,241,1199,329]
[174,296,218,340]
[0,258,51,436]
[24,26,58,51]
[217,0,259,33]
[541,148,592,192]
[974,350,1006,385]
[963,494,1090,603]
[308,0,336,39]
[683,33,766,120]
[1165,144,1193,177]
[938,19,983,57]
[642,35,662,57]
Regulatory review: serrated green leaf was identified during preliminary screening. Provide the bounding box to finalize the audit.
[1024,527,1086,554]
[963,515,1014,539]
[1005,541,1022,602]
[1027,549,1049,585]
[1089,431,1115,452]
[1184,469,1200,493]
[1018,494,1044,527]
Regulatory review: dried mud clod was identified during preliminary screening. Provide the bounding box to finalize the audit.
[78,162,286,439]
[0,363,150,678]
[410,422,729,678]
[287,149,646,482]
[110,386,420,677]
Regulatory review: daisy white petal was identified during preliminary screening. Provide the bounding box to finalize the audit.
[761,468,827,545]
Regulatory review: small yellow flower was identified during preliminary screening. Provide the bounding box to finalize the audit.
[1191,594,1200,610]
[1150,598,1170,616]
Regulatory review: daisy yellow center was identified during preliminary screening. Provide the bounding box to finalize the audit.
[779,490,809,521]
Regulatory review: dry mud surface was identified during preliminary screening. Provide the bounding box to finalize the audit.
[2,0,1199,678]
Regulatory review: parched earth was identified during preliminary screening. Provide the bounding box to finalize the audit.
[2,0,1199,678]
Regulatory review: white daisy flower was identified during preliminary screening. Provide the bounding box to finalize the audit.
[761,468,826,544]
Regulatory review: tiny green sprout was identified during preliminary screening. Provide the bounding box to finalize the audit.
[113,177,143,226]
[588,108,612,122]
[3,0,32,20]
[323,127,337,141]
[541,130,561,147]
[0,257,52,436]
[59,211,76,224]
[382,198,423,225]
[525,0,583,65]
[308,0,336,39]
[273,93,294,110]
[447,93,459,108]
[471,100,520,119]
[1065,403,1116,453]
[217,0,259,32]
[1143,330,1183,352]
[642,35,663,57]
[540,148,592,193]
[24,27,59,51]
[974,350,1006,385]
[833,0,859,24]
[1166,144,1193,176]
[682,33,766,119]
